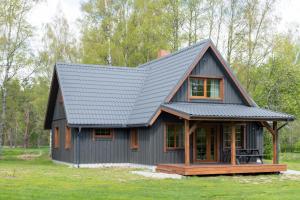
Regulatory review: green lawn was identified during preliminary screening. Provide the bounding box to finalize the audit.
[1,148,300,200]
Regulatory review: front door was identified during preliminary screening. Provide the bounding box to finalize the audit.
[194,126,218,162]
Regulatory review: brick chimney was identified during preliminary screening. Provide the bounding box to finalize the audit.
[157,49,170,58]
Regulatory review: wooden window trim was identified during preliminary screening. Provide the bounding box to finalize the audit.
[130,129,139,150]
[65,126,71,149]
[164,122,184,152]
[93,128,114,140]
[188,76,224,100]
[54,127,59,149]
[223,125,246,150]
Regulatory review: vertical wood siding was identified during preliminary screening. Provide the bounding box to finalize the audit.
[51,88,75,163]
[171,49,246,104]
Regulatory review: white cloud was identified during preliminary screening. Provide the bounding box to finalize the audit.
[28,0,85,51]
[276,0,300,33]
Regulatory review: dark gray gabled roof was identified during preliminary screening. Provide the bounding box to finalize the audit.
[161,103,295,121]
[127,40,210,125]
[44,39,294,129]
[55,63,147,127]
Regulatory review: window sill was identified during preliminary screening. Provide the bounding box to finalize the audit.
[189,96,222,100]
[166,148,184,151]
[131,146,139,150]
[94,136,113,140]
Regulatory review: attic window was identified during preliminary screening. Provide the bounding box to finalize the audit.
[189,76,223,99]
[93,128,113,139]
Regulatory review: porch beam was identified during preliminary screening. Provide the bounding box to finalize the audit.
[272,121,279,164]
[260,121,275,136]
[184,120,190,165]
[231,124,236,165]
[189,122,198,135]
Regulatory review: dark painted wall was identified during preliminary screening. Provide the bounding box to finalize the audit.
[219,122,263,163]
[72,113,184,165]
[171,49,246,104]
[70,113,263,165]
[51,88,75,163]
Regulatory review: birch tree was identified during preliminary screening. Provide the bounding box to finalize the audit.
[0,0,37,154]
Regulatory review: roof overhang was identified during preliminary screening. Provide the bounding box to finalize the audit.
[159,103,295,122]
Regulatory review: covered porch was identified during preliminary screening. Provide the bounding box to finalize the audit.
[156,103,294,175]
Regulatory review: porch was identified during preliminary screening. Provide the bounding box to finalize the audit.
[156,163,287,176]
[156,103,294,176]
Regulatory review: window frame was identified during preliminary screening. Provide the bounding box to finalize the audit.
[164,123,184,152]
[223,125,246,149]
[65,126,71,149]
[188,76,224,100]
[93,128,113,140]
[54,127,59,149]
[130,129,139,150]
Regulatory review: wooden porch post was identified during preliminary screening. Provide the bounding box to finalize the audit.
[272,121,278,164]
[231,124,236,165]
[184,119,190,165]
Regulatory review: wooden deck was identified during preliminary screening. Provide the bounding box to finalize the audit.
[156,164,287,176]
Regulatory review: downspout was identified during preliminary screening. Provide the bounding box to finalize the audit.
[77,127,82,168]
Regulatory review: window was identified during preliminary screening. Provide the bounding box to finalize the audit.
[65,126,71,149]
[54,127,59,148]
[130,129,139,149]
[189,77,222,99]
[236,126,245,149]
[223,125,245,149]
[93,128,113,139]
[165,123,184,150]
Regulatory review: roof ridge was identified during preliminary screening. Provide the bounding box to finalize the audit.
[138,39,210,69]
[56,62,147,71]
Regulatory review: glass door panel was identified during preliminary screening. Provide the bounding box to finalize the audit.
[195,126,218,162]
[196,128,207,161]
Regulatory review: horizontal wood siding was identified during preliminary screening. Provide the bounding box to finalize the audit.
[171,50,245,104]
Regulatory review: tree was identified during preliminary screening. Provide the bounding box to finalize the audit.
[37,8,79,80]
[183,0,204,45]
[236,0,277,90]
[0,0,38,154]
[165,0,184,51]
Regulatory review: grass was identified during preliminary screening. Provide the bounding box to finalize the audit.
[0,148,300,200]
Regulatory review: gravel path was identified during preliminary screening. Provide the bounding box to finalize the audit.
[281,169,300,175]
[131,171,182,179]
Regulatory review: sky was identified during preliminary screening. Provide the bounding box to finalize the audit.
[27,0,300,50]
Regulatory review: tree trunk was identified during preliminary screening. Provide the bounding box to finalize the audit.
[0,86,7,154]
[23,109,30,148]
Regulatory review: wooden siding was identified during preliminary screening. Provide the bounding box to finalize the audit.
[51,88,75,163]
[171,49,246,104]
[51,119,75,163]
[67,113,262,165]
[156,164,287,175]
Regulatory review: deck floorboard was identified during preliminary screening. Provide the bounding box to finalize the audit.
[156,164,287,175]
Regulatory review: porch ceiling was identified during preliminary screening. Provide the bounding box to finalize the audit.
[161,103,295,121]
